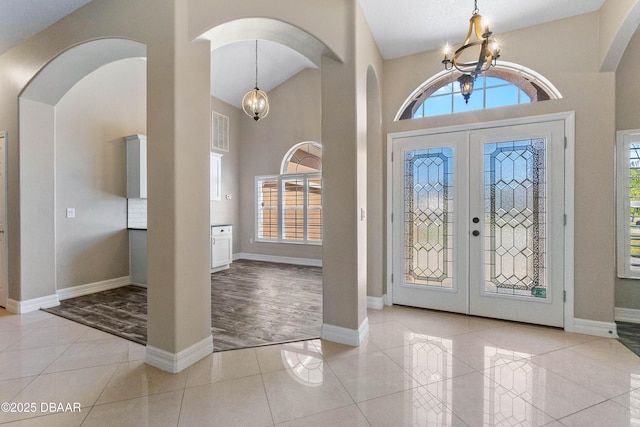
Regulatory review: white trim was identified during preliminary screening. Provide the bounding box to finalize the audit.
[564,113,576,332]
[367,296,384,310]
[57,276,131,301]
[234,252,322,267]
[7,294,59,314]
[321,317,369,346]
[386,112,576,332]
[145,335,214,373]
[0,132,6,309]
[572,318,618,338]
[615,307,640,324]
[615,130,640,279]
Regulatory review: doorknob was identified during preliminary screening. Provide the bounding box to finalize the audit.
[472,230,480,237]
[472,217,480,223]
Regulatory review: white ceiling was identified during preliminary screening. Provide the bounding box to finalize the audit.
[0,0,93,55]
[0,0,608,107]
[359,0,607,60]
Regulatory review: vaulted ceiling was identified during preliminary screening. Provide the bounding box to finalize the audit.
[0,0,607,107]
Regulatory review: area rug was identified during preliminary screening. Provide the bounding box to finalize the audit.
[43,259,322,351]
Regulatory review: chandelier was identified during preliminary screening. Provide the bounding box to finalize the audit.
[441,0,501,103]
[242,40,270,121]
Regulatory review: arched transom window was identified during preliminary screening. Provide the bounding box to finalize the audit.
[281,141,322,173]
[397,62,562,120]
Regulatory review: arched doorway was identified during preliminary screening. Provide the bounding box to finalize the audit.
[19,39,146,307]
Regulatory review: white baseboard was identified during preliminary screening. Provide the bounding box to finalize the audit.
[7,294,60,314]
[234,252,322,267]
[572,318,618,338]
[57,276,131,301]
[145,334,214,373]
[615,307,640,324]
[384,294,393,306]
[367,296,385,310]
[321,317,369,346]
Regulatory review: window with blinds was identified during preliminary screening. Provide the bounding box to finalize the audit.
[256,173,322,244]
[617,130,640,279]
[211,111,229,152]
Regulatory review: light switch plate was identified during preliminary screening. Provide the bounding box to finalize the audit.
[66,208,75,218]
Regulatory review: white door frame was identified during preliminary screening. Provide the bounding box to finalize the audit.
[386,112,576,331]
[0,132,7,308]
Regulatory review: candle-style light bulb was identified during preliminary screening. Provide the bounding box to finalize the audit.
[482,19,491,37]
[443,45,451,61]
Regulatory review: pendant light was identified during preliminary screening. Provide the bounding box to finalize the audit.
[242,40,270,121]
[441,0,501,103]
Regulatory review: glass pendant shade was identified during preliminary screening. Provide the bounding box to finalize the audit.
[243,40,270,122]
[457,74,475,104]
[242,87,269,121]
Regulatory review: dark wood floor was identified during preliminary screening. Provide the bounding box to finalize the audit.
[43,259,323,351]
[617,321,640,357]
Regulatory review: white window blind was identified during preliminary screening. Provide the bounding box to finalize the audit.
[256,173,322,244]
[616,130,640,279]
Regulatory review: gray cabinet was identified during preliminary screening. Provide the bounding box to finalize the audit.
[126,134,147,199]
[129,229,147,286]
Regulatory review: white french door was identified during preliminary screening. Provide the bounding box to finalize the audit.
[392,120,565,327]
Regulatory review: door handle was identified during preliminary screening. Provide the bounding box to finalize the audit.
[472,230,480,237]
[472,217,480,224]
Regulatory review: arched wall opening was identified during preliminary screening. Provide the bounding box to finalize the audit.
[18,38,146,305]
[203,20,331,341]
[201,14,370,345]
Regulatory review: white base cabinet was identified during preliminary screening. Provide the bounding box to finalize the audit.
[211,225,232,272]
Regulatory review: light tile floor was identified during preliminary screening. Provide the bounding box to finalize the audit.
[1,306,639,426]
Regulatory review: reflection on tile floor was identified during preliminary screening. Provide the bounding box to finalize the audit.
[1,306,639,426]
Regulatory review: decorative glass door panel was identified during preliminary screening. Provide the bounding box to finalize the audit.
[393,120,565,327]
[404,148,454,289]
[483,139,547,299]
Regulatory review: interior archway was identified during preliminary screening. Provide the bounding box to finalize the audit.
[18,38,146,306]
[203,19,334,349]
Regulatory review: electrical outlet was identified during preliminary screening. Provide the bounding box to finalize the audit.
[249,238,254,244]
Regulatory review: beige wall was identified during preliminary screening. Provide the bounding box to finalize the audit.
[238,68,323,261]
[210,96,241,252]
[357,2,385,300]
[18,99,55,300]
[383,13,617,322]
[55,58,146,289]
